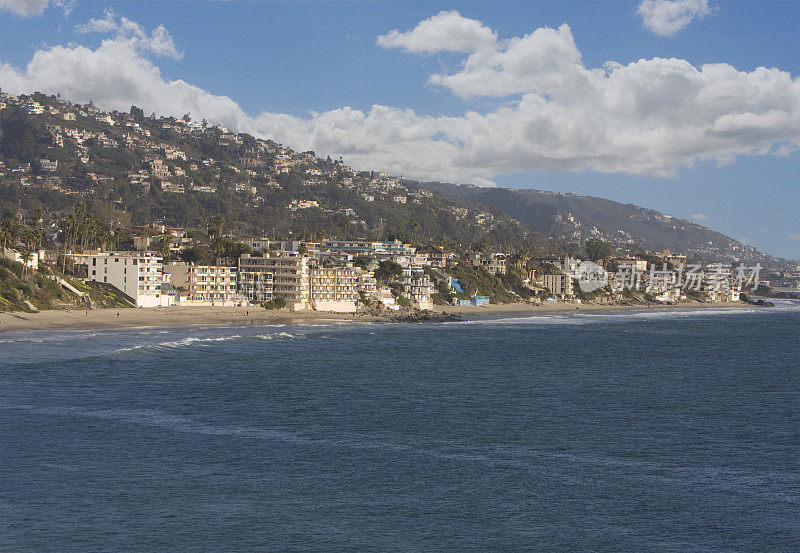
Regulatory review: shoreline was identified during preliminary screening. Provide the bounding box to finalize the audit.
[0,301,753,334]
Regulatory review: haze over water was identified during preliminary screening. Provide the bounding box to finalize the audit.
[2,303,799,551]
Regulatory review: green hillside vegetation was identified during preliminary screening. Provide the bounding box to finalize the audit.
[0,257,130,312]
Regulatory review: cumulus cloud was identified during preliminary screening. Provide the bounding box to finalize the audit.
[376,10,497,54]
[75,8,183,60]
[637,0,712,36]
[0,0,48,16]
[2,11,800,185]
[0,37,245,129]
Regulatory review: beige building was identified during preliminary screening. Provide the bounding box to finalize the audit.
[308,263,361,312]
[237,254,372,312]
[539,274,574,299]
[164,263,245,306]
[150,158,170,180]
[468,252,507,274]
[238,254,309,309]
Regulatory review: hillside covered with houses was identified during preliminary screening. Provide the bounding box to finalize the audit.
[1,91,798,313]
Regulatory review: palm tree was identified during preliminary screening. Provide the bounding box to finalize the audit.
[2,217,21,250]
[211,238,225,260]
[0,225,8,254]
[19,249,34,278]
[61,214,77,272]
[33,208,44,230]
[22,228,39,251]
[337,218,348,240]
[409,220,420,244]
[137,228,151,251]
[113,227,128,250]
[211,215,225,239]
[510,250,527,271]
[159,229,172,261]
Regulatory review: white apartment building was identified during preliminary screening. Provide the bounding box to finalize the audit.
[407,270,434,310]
[69,252,171,307]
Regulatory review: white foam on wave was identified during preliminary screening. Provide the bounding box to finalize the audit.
[255,331,297,340]
[453,302,800,327]
[155,334,243,349]
[0,330,105,344]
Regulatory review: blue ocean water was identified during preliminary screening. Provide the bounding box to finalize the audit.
[1,302,799,552]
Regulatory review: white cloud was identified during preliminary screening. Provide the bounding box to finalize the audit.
[376,10,497,54]
[0,38,245,129]
[637,0,712,36]
[690,213,708,222]
[790,233,800,242]
[0,0,48,16]
[2,12,800,186]
[75,9,183,60]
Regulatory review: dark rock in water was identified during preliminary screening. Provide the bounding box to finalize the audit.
[741,294,774,307]
[387,310,464,323]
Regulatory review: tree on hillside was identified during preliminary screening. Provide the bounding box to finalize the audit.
[159,229,172,260]
[130,105,145,120]
[374,260,402,282]
[585,239,614,262]
[137,228,152,251]
[19,249,34,278]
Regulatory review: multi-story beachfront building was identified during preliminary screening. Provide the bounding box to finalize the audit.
[163,263,244,306]
[238,253,310,309]
[238,254,371,312]
[68,252,172,307]
[407,270,434,309]
[539,274,575,300]
[308,263,361,312]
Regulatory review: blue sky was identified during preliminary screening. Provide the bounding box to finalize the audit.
[1,1,799,259]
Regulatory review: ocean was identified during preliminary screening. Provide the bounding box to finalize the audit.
[1,302,799,552]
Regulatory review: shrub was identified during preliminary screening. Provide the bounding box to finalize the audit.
[262,297,287,310]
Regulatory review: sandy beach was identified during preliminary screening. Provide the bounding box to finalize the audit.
[0,301,750,334]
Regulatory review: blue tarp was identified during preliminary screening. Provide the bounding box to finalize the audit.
[450,278,465,295]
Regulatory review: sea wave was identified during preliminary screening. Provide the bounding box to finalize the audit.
[453,302,800,327]
[255,331,297,340]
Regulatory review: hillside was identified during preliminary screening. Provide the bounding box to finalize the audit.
[0,91,791,269]
[0,92,543,253]
[416,181,791,269]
